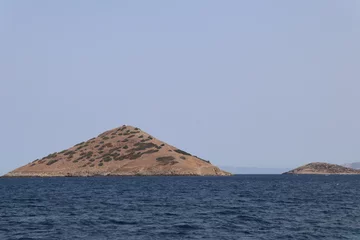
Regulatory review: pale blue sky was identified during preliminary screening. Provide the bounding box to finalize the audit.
[1,1,359,175]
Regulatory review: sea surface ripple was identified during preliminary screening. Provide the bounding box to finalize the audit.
[1,175,360,239]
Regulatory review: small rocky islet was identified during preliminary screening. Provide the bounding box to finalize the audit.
[4,125,231,177]
[283,162,360,175]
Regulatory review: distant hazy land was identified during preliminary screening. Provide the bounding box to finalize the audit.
[219,166,290,174]
[342,162,360,169]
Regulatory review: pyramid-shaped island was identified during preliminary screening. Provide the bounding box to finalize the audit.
[5,125,231,177]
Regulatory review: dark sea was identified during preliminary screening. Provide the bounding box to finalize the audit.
[1,175,360,240]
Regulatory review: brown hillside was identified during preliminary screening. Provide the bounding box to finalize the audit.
[5,125,231,177]
[283,162,360,175]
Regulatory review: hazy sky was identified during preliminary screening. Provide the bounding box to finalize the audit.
[1,1,359,175]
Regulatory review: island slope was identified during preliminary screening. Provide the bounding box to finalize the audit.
[283,162,360,175]
[5,125,231,177]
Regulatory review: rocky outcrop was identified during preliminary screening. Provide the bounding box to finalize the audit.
[283,162,360,175]
[4,125,231,177]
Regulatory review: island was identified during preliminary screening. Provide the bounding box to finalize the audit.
[4,125,231,177]
[283,162,360,175]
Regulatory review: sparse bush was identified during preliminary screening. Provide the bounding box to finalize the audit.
[75,146,84,151]
[156,156,175,161]
[156,156,178,165]
[131,142,157,151]
[85,151,93,158]
[196,156,210,164]
[104,143,113,148]
[129,152,142,160]
[64,151,75,156]
[109,147,121,153]
[45,153,57,159]
[75,142,85,147]
[174,149,192,156]
[103,156,112,162]
[118,148,158,161]
[142,149,159,155]
[47,159,58,165]
[98,162,103,166]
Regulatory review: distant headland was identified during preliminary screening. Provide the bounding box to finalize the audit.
[4,125,231,177]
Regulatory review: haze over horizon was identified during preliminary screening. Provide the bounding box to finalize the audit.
[1,1,360,175]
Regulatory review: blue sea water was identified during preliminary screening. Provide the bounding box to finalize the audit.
[1,175,360,240]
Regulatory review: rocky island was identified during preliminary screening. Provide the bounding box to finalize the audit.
[283,162,360,175]
[4,125,231,177]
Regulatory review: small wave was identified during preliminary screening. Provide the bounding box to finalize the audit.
[236,215,272,225]
[174,223,202,230]
[108,219,138,225]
